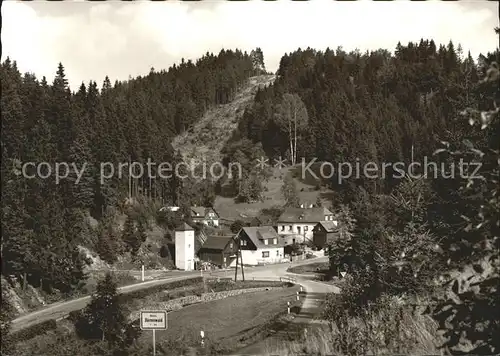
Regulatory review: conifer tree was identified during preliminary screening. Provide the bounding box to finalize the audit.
[79,273,129,349]
[122,214,140,256]
[281,175,300,208]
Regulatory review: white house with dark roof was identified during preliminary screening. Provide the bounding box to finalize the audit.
[277,207,336,244]
[190,206,220,227]
[233,226,285,266]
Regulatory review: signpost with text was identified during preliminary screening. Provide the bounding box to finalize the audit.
[140,310,168,356]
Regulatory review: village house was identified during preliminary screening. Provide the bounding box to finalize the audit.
[197,235,237,268]
[190,206,220,227]
[233,226,285,266]
[312,221,339,249]
[277,206,336,244]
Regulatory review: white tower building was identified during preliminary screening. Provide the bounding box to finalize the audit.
[175,223,195,271]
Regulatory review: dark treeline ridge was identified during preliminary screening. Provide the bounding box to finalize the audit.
[1,49,259,295]
[224,37,499,354]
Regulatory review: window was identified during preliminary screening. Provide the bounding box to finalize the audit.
[262,251,269,258]
[241,240,247,246]
[289,225,292,231]
[229,243,233,249]
[281,225,285,231]
[188,244,191,248]
[304,226,308,231]
[276,250,279,256]
[273,238,277,244]
[264,239,268,245]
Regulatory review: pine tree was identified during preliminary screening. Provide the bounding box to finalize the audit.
[96,218,120,265]
[81,273,129,348]
[136,221,148,244]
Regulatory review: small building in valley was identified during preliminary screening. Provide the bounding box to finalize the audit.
[312,221,339,249]
[234,226,285,266]
[190,206,220,227]
[197,235,237,268]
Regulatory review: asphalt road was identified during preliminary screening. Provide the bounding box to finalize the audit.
[11,256,333,333]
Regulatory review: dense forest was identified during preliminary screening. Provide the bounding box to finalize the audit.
[224,33,499,354]
[1,26,498,355]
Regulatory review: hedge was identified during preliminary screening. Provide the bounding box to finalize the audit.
[120,276,203,302]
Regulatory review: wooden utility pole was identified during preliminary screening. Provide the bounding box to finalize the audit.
[234,235,245,281]
[240,239,245,281]
[234,247,239,281]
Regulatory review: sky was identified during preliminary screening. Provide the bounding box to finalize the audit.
[2,0,499,90]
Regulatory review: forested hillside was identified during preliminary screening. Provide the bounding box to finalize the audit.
[231,41,485,198]
[1,49,261,298]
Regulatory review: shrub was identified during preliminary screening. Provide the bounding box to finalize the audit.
[6,319,57,343]
[120,277,202,302]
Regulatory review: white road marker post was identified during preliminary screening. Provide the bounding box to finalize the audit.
[152,329,156,356]
[200,330,205,346]
[287,301,291,314]
[141,265,145,282]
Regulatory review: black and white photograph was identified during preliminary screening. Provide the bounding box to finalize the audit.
[1,0,499,355]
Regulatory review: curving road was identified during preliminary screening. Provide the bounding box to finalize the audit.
[11,256,336,333]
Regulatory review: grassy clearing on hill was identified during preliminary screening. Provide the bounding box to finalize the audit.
[7,284,301,356]
[172,75,276,166]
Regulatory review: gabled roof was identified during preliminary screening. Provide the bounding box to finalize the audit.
[315,221,338,233]
[278,207,333,223]
[239,226,283,249]
[199,235,234,251]
[191,206,219,218]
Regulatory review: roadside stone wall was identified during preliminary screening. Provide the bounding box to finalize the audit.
[130,287,283,320]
